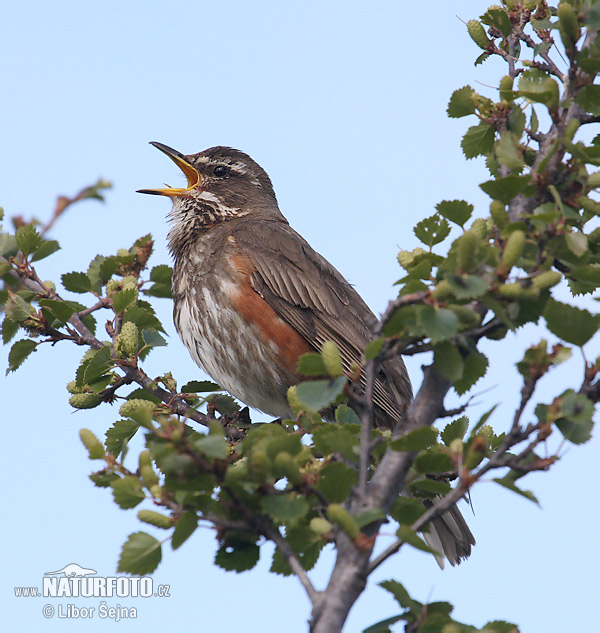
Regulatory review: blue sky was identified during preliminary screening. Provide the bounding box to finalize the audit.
[2,2,598,631]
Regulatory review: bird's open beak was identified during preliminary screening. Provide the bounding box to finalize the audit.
[137,142,200,196]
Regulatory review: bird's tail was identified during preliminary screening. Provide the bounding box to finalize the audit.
[422,502,475,569]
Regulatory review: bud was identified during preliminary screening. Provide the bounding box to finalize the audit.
[456,230,480,272]
[471,217,488,239]
[579,196,600,215]
[588,172,600,189]
[44,281,56,292]
[327,504,360,540]
[117,248,130,258]
[69,393,102,409]
[140,465,159,488]
[114,321,139,357]
[397,250,414,269]
[449,305,481,328]
[449,438,464,455]
[310,517,333,536]
[499,75,513,101]
[138,510,172,529]
[557,2,580,47]
[139,450,152,469]
[531,271,562,291]
[105,279,121,297]
[498,282,537,299]
[79,428,105,459]
[478,425,495,447]
[121,275,139,296]
[275,452,303,485]
[287,385,304,415]
[465,436,487,470]
[67,380,85,394]
[502,230,526,269]
[321,341,344,377]
[467,19,491,50]
[431,279,452,300]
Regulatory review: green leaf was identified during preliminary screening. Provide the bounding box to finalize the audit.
[182,380,221,393]
[150,264,173,283]
[112,288,138,313]
[335,404,361,425]
[362,614,405,633]
[142,329,167,348]
[111,476,145,509]
[39,299,76,325]
[441,416,469,446]
[61,272,92,294]
[0,233,18,257]
[6,339,37,373]
[543,299,599,346]
[378,579,419,611]
[194,434,228,460]
[446,274,490,299]
[313,425,360,462]
[297,352,327,376]
[391,427,438,452]
[365,338,385,360]
[493,476,538,504]
[261,494,309,522]
[105,419,140,456]
[84,345,113,384]
[418,306,459,343]
[215,537,260,572]
[270,526,323,575]
[414,215,451,248]
[316,461,358,502]
[123,306,165,333]
[555,390,594,444]
[414,447,454,473]
[518,69,559,107]
[461,123,495,159]
[454,352,488,395]
[480,174,531,204]
[480,6,512,38]
[355,508,385,529]
[1,317,19,345]
[5,293,34,322]
[31,239,60,262]
[435,200,473,227]
[16,225,42,257]
[433,341,464,382]
[118,532,162,574]
[295,376,347,411]
[396,525,439,555]
[447,86,476,118]
[390,497,426,525]
[576,85,600,116]
[205,393,240,416]
[496,132,524,170]
[172,511,198,550]
[409,478,451,497]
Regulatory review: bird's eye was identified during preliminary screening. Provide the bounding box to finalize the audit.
[213,165,228,177]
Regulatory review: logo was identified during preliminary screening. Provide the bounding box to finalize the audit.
[44,563,97,578]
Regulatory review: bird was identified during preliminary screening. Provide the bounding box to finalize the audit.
[138,141,475,566]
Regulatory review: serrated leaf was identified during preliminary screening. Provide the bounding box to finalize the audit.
[433,341,464,382]
[565,232,588,257]
[122,306,165,333]
[105,419,140,456]
[16,224,42,257]
[543,299,599,346]
[61,271,92,294]
[454,352,488,395]
[111,476,145,509]
[6,339,37,373]
[481,6,512,38]
[112,288,138,313]
[215,538,260,572]
[261,494,309,522]
[0,233,18,257]
[446,274,490,299]
[390,497,426,525]
[172,511,198,550]
[461,123,495,159]
[1,317,19,345]
[555,390,594,444]
[391,427,438,452]
[576,85,600,116]
[194,434,228,460]
[39,299,76,325]
[270,527,323,576]
[414,447,454,473]
[435,200,473,227]
[150,264,173,283]
[295,376,347,411]
[31,239,60,262]
[118,532,162,574]
[142,329,167,348]
[335,404,360,425]
[396,526,439,554]
[297,352,327,376]
[378,579,418,611]
[493,476,538,504]
[315,461,358,502]
[480,174,532,204]
[206,393,240,416]
[518,69,559,107]
[414,215,451,248]
[447,86,476,118]
[496,132,524,170]
[84,345,113,384]
[5,292,34,322]
[441,416,469,446]
[181,380,221,393]
[409,478,451,497]
[418,306,460,343]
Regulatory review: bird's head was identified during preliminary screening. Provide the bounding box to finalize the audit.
[138,142,278,227]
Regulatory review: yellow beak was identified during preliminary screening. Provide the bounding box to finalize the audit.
[137,142,200,196]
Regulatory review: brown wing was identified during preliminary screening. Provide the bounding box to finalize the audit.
[231,219,412,427]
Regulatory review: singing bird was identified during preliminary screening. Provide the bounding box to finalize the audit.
[138,142,474,566]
